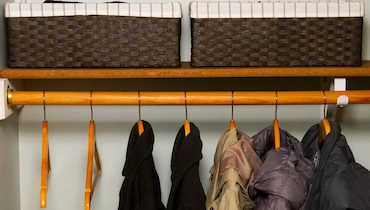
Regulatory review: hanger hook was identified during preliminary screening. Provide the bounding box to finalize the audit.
[184,91,188,121]
[231,91,234,121]
[323,90,327,119]
[275,91,278,120]
[43,91,46,121]
[90,91,93,120]
[138,91,141,120]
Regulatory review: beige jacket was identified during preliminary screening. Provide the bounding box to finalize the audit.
[206,128,262,210]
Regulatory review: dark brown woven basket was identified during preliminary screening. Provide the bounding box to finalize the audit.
[7,16,181,68]
[191,17,363,67]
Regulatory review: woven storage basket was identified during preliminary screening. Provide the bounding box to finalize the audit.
[6,2,181,68]
[190,1,364,67]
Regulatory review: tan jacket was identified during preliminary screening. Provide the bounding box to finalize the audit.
[206,128,262,210]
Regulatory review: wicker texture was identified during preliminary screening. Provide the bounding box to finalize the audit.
[7,16,181,68]
[191,17,363,67]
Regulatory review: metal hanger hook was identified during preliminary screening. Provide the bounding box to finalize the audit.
[138,91,141,120]
[184,91,188,120]
[323,90,327,119]
[43,91,46,121]
[90,91,93,120]
[231,91,234,121]
[275,91,278,120]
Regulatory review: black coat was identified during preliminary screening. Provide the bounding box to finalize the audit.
[301,121,370,210]
[118,120,166,210]
[167,122,206,210]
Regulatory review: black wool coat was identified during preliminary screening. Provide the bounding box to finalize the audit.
[167,122,206,210]
[301,121,370,210]
[118,120,166,210]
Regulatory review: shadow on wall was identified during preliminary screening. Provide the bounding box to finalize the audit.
[23,77,370,92]
[24,77,322,91]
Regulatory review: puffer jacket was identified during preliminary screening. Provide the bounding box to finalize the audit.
[301,121,370,210]
[206,127,262,210]
[249,126,315,210]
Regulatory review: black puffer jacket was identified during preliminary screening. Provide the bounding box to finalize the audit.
[249,126,315,210]
[302,121,370,210]
[118,121,166,210]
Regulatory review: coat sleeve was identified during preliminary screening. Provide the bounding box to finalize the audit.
[210,169,255,210]
[218,181,241,210]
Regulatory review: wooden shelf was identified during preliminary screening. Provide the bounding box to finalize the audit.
[1,61,370,79]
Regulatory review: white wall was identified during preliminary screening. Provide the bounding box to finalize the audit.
[0,0,8,67]
[18,104,324,210]
[17,103,370,210]
[0,112,20,210]
[13,0,370,210]
[0,0,20,209]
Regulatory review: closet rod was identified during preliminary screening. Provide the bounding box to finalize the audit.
[7,90,370,106]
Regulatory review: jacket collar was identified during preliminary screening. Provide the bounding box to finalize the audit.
[219,130,262,187]
[170,122,203,187]
[211,128,238,174]
[122,120,155,176]
[320,121,342,164]
[252,126,306,161]
[301,121,342,164]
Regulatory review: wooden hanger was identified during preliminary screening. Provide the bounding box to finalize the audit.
[318,91,331,148]
[85,92,102,210]
[85,120,102,210]
[184,92,190,136]
[40,92,51,208]
[229,91,236,130]
[273,91,281,149]
[40,120,51,208]
[137,92,144,136]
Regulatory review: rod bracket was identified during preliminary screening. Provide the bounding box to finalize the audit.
[323,77,348,121]
[333,78,348,107]
[0,79,23,120]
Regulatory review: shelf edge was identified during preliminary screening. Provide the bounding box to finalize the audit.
[1,61,370,79]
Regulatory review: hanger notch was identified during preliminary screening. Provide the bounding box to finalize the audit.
[229,91,236,130]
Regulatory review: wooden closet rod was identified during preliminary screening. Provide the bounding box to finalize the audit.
[7,90,370,106]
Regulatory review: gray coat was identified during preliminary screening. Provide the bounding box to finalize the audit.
[249,126,315,210]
